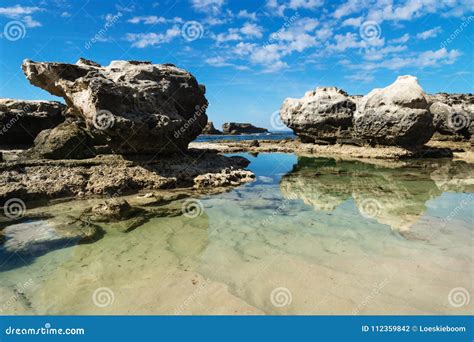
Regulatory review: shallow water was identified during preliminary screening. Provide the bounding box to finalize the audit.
[0,153,472,315]
[195,131,295,142]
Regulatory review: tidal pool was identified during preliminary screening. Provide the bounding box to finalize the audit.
[0,153,472,315]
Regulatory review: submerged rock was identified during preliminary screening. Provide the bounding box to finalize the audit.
[354,76,434,147]
[222,122,268,135]
[201,121,222,135]
[22,58,208,154]
[0,99,65,145]
[280,87,356,143]
[0,216,104,256]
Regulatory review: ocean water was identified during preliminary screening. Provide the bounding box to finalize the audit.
[195,131,296,142]
[0,153,472,315]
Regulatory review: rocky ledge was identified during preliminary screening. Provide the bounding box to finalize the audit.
[222,122,269,135]
[190,139,473,163]
[0,151,254,206]
[0,99,65,146]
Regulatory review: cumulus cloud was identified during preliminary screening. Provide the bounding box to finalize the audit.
[266,0,324,16]
[416,26,442,40]
[126,27,181,48]
[0,5,43,27]
[237,10,257,20]
[191,0,225,14]
[240,22,263,38]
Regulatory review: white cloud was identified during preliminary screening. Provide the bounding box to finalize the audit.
[0,5,43,28]
[349,47,461,71]
[191,0,225,14]
[341,16,363,27]
[0,5,42,17]
[333,0,363,19]
[128,16,183,25]
[416,26,442,40]
[390,33,410,44]
[205,56,232,66]
[266,0,324,15]
[126,27,181,48]
[128,16,166,24]
[61,11,71,17]
[415,48,460,67]
[237,10,257,21]
[334,0,473,23]
[328,32,384,51]
[22,15,41,28]
[214,28,241,43]
[240,22,263,38]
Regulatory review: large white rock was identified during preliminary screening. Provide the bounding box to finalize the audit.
[22,58,208,154]
[280,87,356,143]
[354,75,434,147]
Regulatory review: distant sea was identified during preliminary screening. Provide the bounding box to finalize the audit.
[196,131,296,142]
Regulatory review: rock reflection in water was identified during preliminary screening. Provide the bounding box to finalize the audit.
[0,153,472,315]
[280,157,473,233]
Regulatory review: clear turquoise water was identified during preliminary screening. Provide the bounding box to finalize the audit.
[0,153,472,315]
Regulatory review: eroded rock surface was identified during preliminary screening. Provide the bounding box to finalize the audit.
[0,152,254,205]
[427,93,473,140]
[354,76,434,147]
[22,58,208,154]
[0,99,65,145]
[280,87,356,143]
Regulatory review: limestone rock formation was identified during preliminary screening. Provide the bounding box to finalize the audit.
[354,76,434,147]
[0,99,65,145]
[0,152,254,204]
[26,121,96,159]
[280,87,356,143]
[222,122,268,135]
[22,58,208,154]
[201,121,222,134]
[427,93,473,140]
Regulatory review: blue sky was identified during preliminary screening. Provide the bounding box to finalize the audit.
[0,0,473,129]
